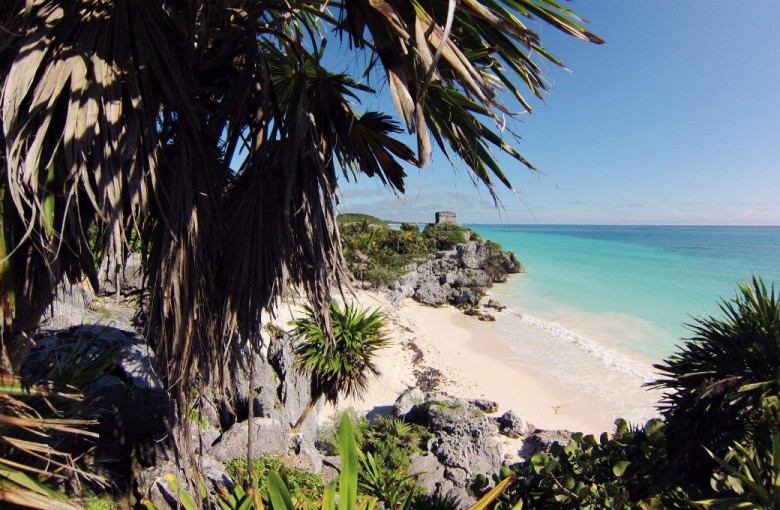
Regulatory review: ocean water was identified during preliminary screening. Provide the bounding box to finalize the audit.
[466,225,780,427]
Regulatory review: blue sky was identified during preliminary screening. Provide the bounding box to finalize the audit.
[337,1,780,225]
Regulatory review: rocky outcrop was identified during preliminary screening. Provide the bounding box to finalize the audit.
[456,242,524,283]
[22,325,175,485]
[388,241,524,308]
[26,289,323,506]
[393,388,535,507]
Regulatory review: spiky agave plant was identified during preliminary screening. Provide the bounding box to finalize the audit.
[290,302,388,432]
[650,276,780,482]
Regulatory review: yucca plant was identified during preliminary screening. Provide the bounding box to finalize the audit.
[290,302,388,433]
[697,402,780,509]
[650,276,780,482]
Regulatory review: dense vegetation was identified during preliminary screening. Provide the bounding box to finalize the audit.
[338,214,485,287]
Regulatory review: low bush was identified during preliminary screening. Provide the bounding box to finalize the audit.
[225,455,325,502]
[476,418,693,509]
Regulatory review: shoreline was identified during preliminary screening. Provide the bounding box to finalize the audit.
[311,289,622,435]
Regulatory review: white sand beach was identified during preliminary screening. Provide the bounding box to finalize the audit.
[274,289,614,435]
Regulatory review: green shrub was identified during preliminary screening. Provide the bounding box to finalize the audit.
[318,408,371,456]
[478,418,691,509]
[290,302,388,432]
[225,455,325,501]
[650,276,780,481]
[337,213,389,228]
[422,223,472,249]
[362,415,432,474]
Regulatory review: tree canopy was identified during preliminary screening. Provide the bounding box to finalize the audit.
[0,0,601,402]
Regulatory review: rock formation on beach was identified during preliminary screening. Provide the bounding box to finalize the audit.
[388,240,524,308]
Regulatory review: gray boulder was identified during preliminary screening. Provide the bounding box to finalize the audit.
[394,391,504,508]
[22,325,174,484]
[456,242,524,283]
[414,281,453,307]
[207,418,289,463]
[470,399,499,414]
[391,241,523,308]
[523,429,575,456]
[393,387,426,421]
[497,410,534,438]
[409,452,468,507]
[211,333,320,439]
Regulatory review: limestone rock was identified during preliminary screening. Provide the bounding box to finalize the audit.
[478,313,496,322]
[393,387,426,421]
[98,252,143,297]
[397,391,503,508]
[524,429,575,456]
[390,240,523,308]
[470,399,499,414]
[414,280,452,307]
[456,242,524,282]
[207,418,289,463]
[135,460,181,510]
[497,410,534,439]
[486,299,506,311]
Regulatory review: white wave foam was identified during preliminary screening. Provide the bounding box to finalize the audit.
[501,308,656,383]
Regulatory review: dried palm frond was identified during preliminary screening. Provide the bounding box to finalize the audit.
[1,0,601,466]
[0,372,108,509]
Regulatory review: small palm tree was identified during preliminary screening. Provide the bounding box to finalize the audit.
[650,276,780,481]
[290,302,388,433]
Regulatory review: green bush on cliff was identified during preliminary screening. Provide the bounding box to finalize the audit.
[338,215,492,287]
[478,418,693,509]
[423,223,478,250]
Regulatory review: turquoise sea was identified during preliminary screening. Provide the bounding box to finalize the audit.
[466,225,780,426]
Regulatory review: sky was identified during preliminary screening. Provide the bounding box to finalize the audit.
[336,1,780,225]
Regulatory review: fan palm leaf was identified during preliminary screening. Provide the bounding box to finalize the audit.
[1,0,600,455]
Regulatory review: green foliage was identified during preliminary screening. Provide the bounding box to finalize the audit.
[83,496,119,510]
[339,220,432,288]
[320,413,432,474]
[337,214,389,228]
[359,450,420,509]
[292,302,388,405]
[479,418,689,509]
[698,403,780,509]
[339,220,491,288]
[225,456,325,502]
[265,413,380,510]
[423,223,475,250]
[413,492,463,510]
[650,276,780,480]
[318,409,370,457]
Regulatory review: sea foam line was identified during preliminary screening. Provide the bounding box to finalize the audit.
[501,308,657,383]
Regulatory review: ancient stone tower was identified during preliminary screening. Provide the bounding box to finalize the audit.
[435,211,457,225]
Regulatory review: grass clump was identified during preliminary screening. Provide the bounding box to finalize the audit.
[319,412,431,474]
[225,455,325,501]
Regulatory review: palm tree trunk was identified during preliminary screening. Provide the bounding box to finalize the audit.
[291,397,318,434]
